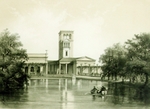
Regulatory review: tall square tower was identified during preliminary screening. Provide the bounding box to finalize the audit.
[58,30,74,59]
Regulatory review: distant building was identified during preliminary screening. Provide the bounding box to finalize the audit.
[25,53,48,76]
[25,30,101,76]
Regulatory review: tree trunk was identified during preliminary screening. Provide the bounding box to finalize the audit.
[144,73,149,86]
[108,72,110,80]
[111,73,113,80]
[115,72,117,80]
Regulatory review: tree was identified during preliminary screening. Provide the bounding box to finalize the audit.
[0,29,29,93]
[100,43,127,81]
[125,33,150,85]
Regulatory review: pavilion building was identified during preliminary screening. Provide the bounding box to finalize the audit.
[25,30,102,76]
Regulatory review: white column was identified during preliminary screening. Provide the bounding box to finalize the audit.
[96,64,98,74]
[88,64,90,74]
[40,66,43,76]
[46,62,48,75]
[73,61,77,76]
[34,65,37,75]
[80,64,82,75]
[45,50,48,75]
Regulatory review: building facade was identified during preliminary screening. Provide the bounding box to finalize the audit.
[25,53,48,75]
[26,30,102,76]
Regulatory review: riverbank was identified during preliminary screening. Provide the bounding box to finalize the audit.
[30,74,150,86]
[30,74,124,83]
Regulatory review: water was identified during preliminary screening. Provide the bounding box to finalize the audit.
[0,78,150,109]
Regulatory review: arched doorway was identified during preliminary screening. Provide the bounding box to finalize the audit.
[31,67,34,73]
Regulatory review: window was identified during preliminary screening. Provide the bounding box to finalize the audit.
[65,51,68,56]
[31,67,34,72]
[64,42,70,48]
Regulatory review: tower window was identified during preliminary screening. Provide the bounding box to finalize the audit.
[64,42,70,48]
[65,51,68,56]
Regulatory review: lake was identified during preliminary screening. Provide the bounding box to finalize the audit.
[0,78,150,109]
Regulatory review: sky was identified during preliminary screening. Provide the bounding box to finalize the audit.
[0,0,150,63]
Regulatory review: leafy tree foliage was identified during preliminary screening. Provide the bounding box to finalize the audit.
[125,33,150,85]
[100,33,150,86]
[100,43,127,80]
[0,29,29,93]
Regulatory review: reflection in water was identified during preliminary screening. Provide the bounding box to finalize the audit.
[59,79,75,109]
[59,79,61,91]
[45,79,48,93]
[77,79,82,89]
[105,82,150,107]
[72,76,76,85]
[0,78,150,109]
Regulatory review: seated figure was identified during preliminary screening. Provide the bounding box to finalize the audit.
[90,86,98,94]
[97,86,106,94]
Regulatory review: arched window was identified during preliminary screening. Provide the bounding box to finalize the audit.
[31,67,34,72]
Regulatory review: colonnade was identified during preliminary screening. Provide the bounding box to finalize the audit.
[57,63,73,75]
[25,63,48,75]
[76,65,102,76]
[46,62,102,76]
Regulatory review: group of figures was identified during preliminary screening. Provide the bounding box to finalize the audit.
[90,86,107,95]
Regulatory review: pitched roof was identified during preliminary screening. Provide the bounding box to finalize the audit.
[75,56,96,61]
[59,57,76,62]
[28,53,47,58]
[59,56,96,63]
